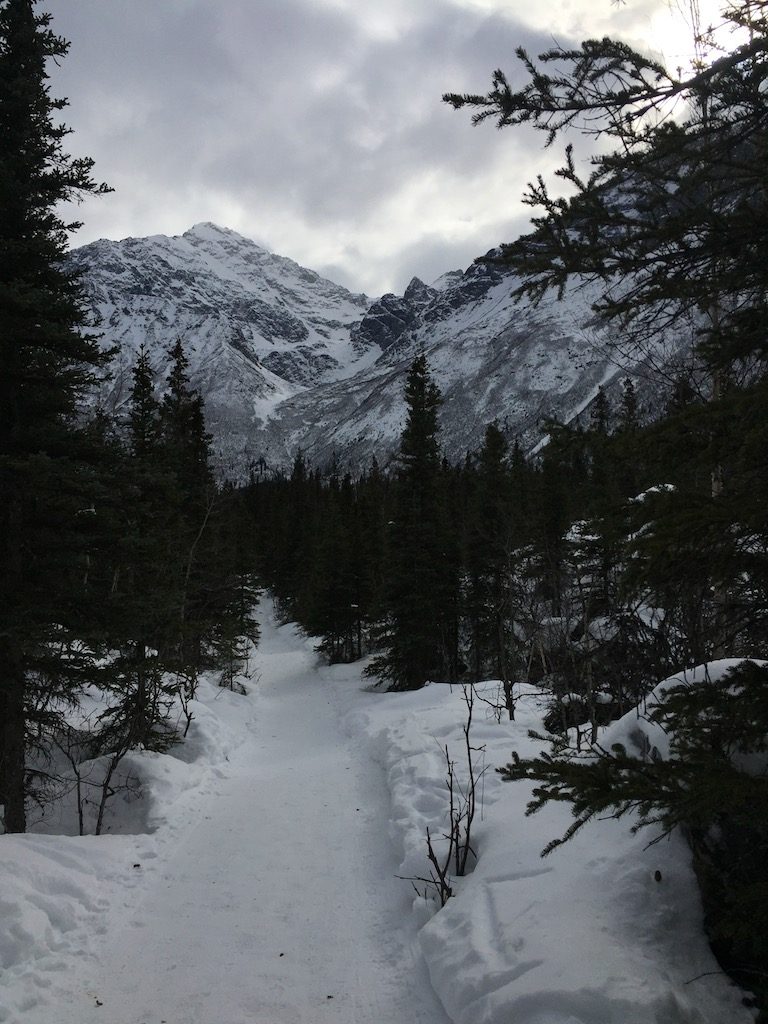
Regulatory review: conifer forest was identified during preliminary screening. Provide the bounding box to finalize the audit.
[2,0,768,1021]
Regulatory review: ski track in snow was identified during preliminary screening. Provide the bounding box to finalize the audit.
[22,607,450,1024]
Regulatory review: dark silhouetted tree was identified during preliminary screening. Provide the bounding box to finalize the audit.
[369,356,459,689]
[0,0,110,832]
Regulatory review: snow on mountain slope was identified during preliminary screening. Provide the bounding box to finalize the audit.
[256,257,662,470]
[69,226,679,475]
[67,223,376,472]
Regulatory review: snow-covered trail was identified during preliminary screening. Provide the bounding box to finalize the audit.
[47,607,451,1024]
[4,608,755,1024]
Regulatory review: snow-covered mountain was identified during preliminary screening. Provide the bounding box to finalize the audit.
[70,223,674,476]
[68,223,376,470]
[258,261,619,471]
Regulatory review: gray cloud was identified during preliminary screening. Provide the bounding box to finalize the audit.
[45,0,605,294]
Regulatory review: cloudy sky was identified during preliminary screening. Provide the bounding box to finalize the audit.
[46,0,719,296]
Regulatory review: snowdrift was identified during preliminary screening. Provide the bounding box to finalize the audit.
[347,675,754,1024]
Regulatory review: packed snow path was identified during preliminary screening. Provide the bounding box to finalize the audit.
[42,608,451,1024]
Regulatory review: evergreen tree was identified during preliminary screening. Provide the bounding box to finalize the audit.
[500,660,768,1012]
[465,423,516,713]
[614,377,641,498]
[369,356,458,689]
[446,0,768,661]
[279,451,319,619]
[617,378,639,435]
[160,338,213,506]
[532,441,570,618]
[104,349,182,750]
[206,485,260,690]
[444,11,768,370]
[305,471,361,662]
[128,345,161,459]
[159,337,216,669]
[0,0,109,832]
[589,387,609,435]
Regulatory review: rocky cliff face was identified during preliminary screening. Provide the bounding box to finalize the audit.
[255,255,619,470]
[69,224,672,476]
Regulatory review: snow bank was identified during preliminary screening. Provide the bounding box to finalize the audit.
[602,658,762,761]
[0,676,252,1023]
[349,678,754,1024]
[0,831,152,1022]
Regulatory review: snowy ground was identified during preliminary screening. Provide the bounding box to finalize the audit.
[0,602,755,1024]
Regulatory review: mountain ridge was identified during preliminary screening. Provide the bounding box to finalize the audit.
[68,223,673,477]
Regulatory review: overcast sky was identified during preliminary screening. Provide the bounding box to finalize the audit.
[45,0,718,295]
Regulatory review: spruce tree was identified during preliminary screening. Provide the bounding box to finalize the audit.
[160,338,213,506]
[444,11,768,368]
[128,345,161,459]
[206,485,260,690]
[370,355,459,689]
[306,471,361,662]
[500,660,768,1011]
[0,0,109,832]
[617,378,639,435]
[105,348,182,750]
[465,423,516,712]
[159,337,215,669]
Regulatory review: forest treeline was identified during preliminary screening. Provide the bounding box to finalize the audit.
[249,361,768,714]
[248,341,768,1008]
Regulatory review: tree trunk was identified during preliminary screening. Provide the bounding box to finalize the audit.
[495,585,514,720]
[710,366,728,659]
[0,651,27,833]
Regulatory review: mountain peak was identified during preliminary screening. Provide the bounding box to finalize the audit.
[430,269,464,292]
[403,276,435,308]
[187,221,234,236]
[183,222,267,250]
